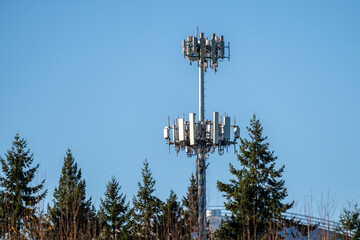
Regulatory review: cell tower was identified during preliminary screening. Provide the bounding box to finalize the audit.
[163,32,238,240]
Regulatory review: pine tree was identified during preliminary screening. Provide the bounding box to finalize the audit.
[47,148,94,239]
[216,114,293,239]
[0,134,47,238]
[98,176,131,239]
[160,190,183,239]
[132,159,162,239]
[182,173,198,239]
[335,202,360,240]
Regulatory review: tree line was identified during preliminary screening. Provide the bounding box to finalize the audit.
[0,114,359,239]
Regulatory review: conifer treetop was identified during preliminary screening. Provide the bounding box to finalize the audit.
[216,114,293,239]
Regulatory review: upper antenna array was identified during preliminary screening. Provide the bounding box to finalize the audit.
[182,32,230,72]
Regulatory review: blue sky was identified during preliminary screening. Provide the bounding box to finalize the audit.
[1,1,359,220]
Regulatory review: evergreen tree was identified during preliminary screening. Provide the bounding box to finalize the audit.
[47,148,94,239]
[98,176,131,239]
[182,173,198,239]
[216,114,293,239]
[132,159,162,239]
[336,202,360,240]
[160,190,183,239]
[0,134,47,238]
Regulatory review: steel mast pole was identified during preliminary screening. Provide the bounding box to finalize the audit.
[197,154,206,240]
[197,60,207,240]
[199,61,204,123]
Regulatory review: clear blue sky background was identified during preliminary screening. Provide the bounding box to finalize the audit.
[1,1,359,220]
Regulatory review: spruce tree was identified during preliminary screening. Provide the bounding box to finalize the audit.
[132,159,162,239]
[0,134,47,238]
[47,148,93,239]
[216,114,293,239]
[182,173,198,239]
[160,190,183,239]
[336,202,360,239]
[98,176,131,239]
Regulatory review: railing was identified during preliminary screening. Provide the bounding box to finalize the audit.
[206,206,338,232]
[283,212,337,232]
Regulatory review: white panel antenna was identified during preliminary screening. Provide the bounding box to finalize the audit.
[189,113,196,145]
[178,118,185,141]
[213,112,219,145]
